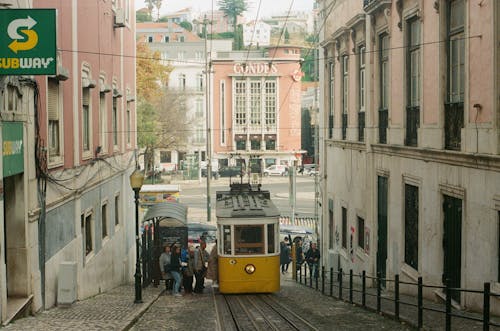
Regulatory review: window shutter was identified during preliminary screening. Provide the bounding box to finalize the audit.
[47,79,59,120]
[82,88,90,106]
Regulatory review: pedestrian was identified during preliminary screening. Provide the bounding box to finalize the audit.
[159,245,172,291]
[305,242,320,279]
[280,237,291,274]
[206,240,218,288]
[169,244,183,297]
[296,239,304,266]
[182,246,195,294]
[193,241,209,293]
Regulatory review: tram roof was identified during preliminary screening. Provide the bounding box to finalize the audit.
[216,183,280,218]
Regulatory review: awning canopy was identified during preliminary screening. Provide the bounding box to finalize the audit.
[142,202,188,227]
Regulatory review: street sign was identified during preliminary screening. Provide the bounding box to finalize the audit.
[0,9,56,75]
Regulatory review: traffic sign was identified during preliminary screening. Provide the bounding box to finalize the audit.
[0,9,56,75]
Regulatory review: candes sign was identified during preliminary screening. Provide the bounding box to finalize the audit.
[0,9,56,75]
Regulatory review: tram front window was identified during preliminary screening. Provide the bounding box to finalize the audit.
[235,225,264,255]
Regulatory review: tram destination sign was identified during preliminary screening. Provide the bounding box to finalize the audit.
[0,9,56,75]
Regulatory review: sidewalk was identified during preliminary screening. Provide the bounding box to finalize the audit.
[4,285,163,331]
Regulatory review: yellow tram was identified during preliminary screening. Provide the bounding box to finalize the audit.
[216,183,280,293]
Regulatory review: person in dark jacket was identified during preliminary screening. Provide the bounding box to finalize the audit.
[169,245,182,296]
[305,242,320,278]
[280,238,291,274]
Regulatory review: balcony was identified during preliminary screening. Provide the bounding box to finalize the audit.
[444,102,464,151]
[363,0,392,14]
[358,112,365,142]
[342,113,348,140]
[328,115,334,139]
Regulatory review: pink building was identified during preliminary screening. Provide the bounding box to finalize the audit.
[211,46,303,170]
[0,0,137,322]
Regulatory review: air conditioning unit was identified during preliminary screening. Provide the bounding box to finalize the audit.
[114,7,126,28]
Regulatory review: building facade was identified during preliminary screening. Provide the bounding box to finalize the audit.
[137,22,232,173]
[243,20,271,47]
[319,0,499,311]
[211,46,304,171]
[0,0,137,322]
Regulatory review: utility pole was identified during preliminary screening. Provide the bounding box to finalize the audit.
[202,15,212,223]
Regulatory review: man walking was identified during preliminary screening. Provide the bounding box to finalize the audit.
[305,242,320,279]
[193,241,209,293]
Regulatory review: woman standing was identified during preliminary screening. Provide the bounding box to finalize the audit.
[170,245,182,297]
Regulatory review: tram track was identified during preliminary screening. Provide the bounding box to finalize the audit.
[215,293,319,331]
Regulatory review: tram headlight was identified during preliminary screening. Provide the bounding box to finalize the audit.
[244,264,256,274]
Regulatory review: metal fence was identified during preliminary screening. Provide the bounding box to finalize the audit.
[296,263,500,331]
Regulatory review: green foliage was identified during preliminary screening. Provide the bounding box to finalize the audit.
[218,0,248,49]
[137,101,158,148]
[179,21,193,32]
[136,11,152,23]
[284,28,290,44]
[301,49,318,82]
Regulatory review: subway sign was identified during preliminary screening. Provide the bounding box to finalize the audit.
[0,9,56,75]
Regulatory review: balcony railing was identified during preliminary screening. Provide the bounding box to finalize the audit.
[342,113,348,140]
[363,0,392,10]
[444,102,464,151]
[379,109,388,144]
[358,112,365,142]
[405,106,420,147]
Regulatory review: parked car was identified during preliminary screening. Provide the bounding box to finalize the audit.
[201,168,219,179]
[263,165,288,176]
[302,164,318,176]
[218,166,243,178]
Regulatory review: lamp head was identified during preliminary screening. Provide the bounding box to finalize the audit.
[129,169,145,190]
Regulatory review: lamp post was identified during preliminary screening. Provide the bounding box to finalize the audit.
[129,169,144,303]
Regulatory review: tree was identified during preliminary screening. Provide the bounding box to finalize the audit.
[136,42,169,101]
[284,27,290,44]
[179,21,193,32]
[218,0,248,48]
[144,0,154,19]
[136,11,152,23]
[153,0,163,22]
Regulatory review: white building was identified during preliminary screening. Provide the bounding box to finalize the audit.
[243,20,271,47]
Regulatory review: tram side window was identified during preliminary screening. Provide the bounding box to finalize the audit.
[223,225,232,254]
[267,224,275,253]
[235,225,264,255]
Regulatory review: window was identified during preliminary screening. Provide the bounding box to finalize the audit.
[328,62,334,139]
[82,87,90,152]
[379,34,389,144]
[220,81,226,144]
[328,202,334,249]
[148,35,153,43]
[115,195,120,226]
[406,19,421,147]
[102,203,108,239]
[84,213,93,256]
[498,211,500,282]
[4,85,20,112]
[404,184,419,270]
[195,99,203,117]
[445,0,465,150]
[160,151,171,163]
[358,46,366,142]
[235,80,246,125]
[112,95,118,147]
[265,138,275,151]
[179,35,185,42]
[236,140,246,151]
[223,225,232,254]
[251,139,260,150]
[357,216,365,249]
[194,128,204,144]
[178,74,186,89]
[265,80,276,126]
[250,81,261,125]
[267,224,275,253]
[99,91,107,153]
[197,74,204,91]
[342,207,347,249]
[234,225,264,255]
[342,55,349,140]
[164,36,169,43]
[47,78,61,161]
[126,101,131,145]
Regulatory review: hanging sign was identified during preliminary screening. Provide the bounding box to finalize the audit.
[0,9,57,75]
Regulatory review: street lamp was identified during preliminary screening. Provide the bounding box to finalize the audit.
[129,168,144,303]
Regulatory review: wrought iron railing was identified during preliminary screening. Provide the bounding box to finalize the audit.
[358,112,365,142]
[342,113,348,140]
[295,264,500,330]
[379,109,388,144]
[444,102,464,151]
[405,106,420,147]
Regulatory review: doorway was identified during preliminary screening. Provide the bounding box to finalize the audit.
[377,176,388,287]
[443,195,462,303]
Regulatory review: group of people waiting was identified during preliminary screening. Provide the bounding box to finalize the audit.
[280,237,321,278]
[159,241,218,296]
